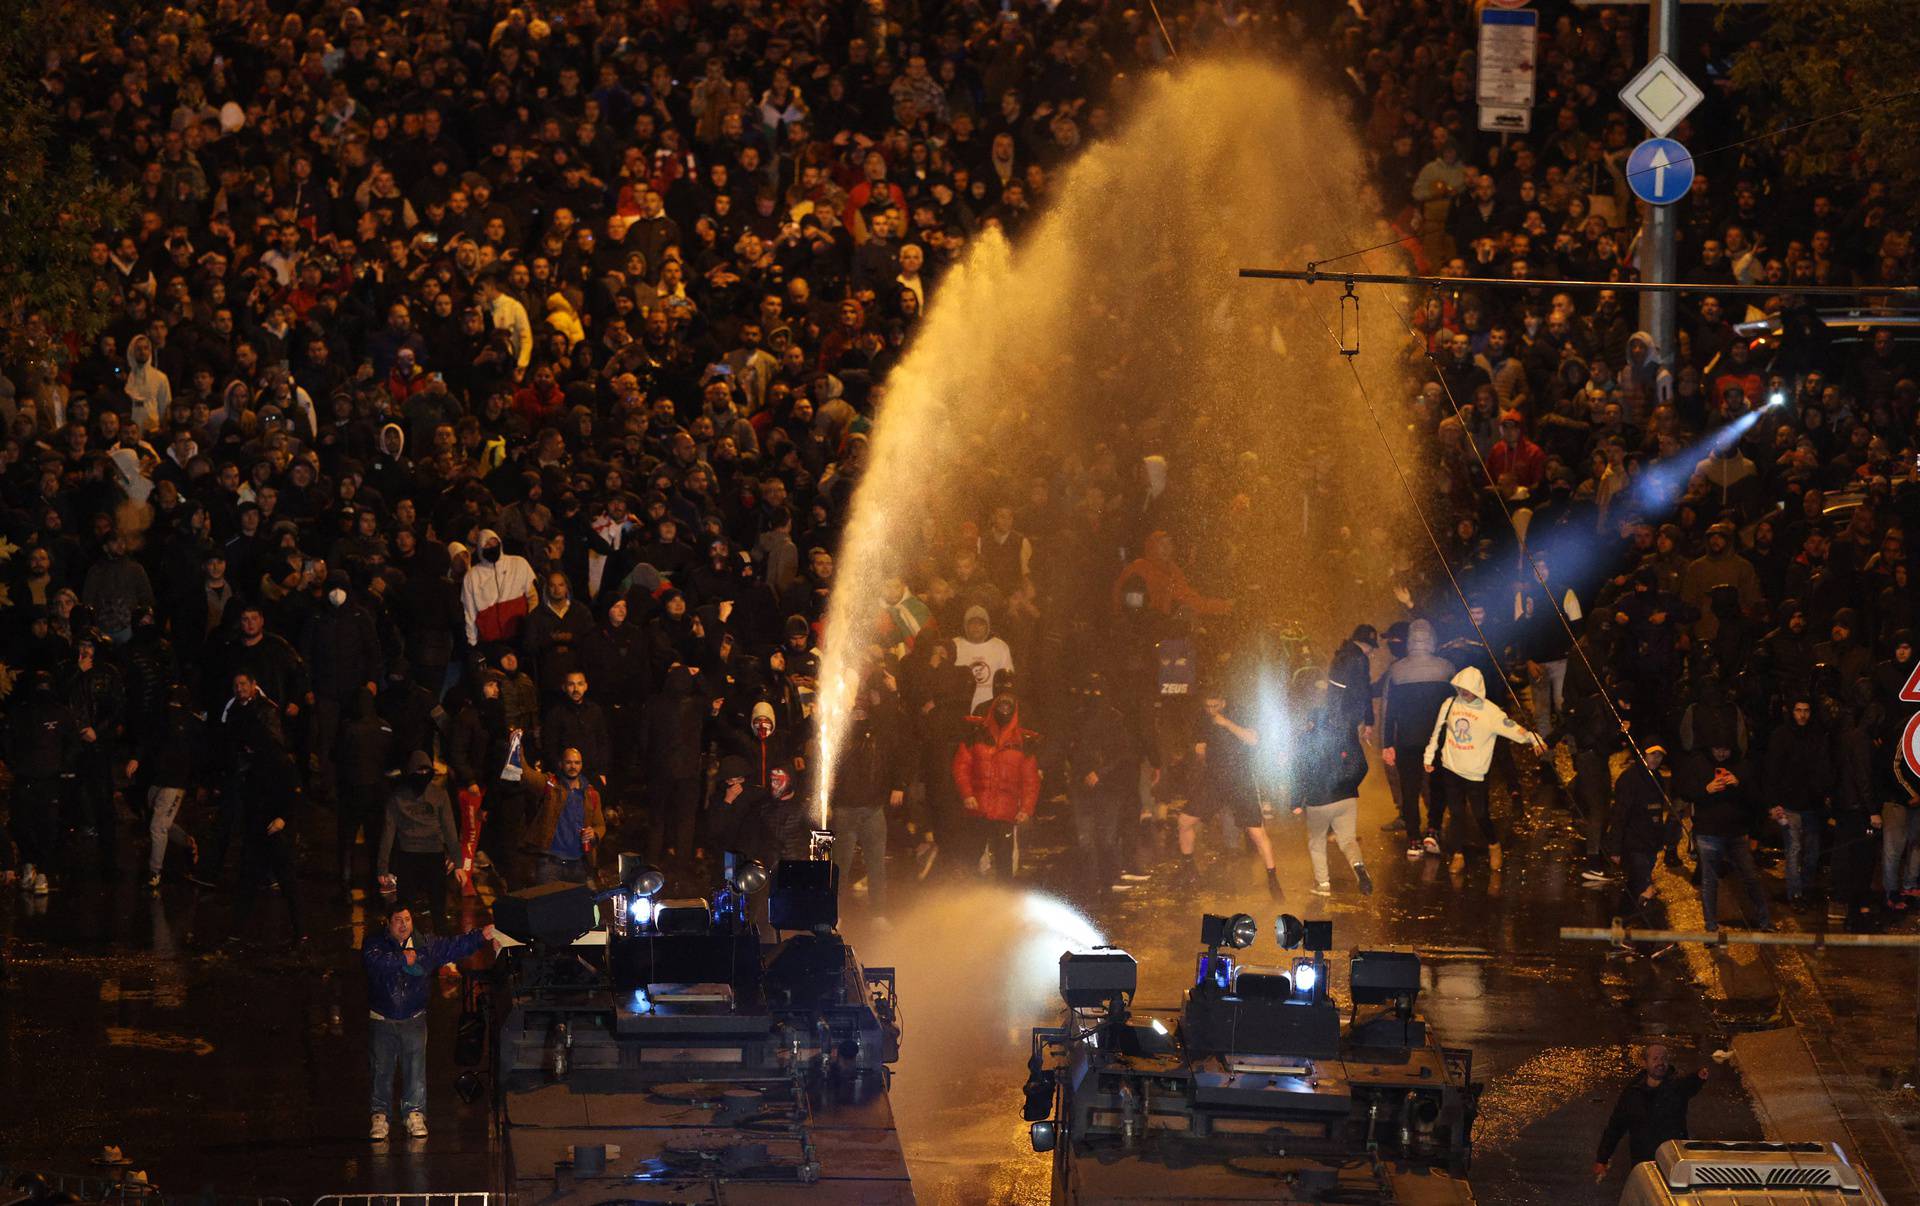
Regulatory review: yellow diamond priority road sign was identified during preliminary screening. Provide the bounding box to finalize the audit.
[1619,54,1703,139]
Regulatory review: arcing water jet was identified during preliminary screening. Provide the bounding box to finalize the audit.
[816,62,1416,813]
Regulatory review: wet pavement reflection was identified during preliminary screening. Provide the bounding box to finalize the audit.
[1,769,1763,1205]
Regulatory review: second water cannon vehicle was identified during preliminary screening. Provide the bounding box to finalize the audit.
[1021,911,1479,1204]
[486,833,911,1204]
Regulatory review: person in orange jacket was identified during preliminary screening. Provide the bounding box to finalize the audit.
[951,686,1041,880]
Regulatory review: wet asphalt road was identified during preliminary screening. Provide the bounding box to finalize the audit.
[0,762,1779,1205]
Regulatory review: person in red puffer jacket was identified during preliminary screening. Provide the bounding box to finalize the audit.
[952,688,1041,880]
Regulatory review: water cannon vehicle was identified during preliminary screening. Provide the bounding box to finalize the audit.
[1020,911,1479,1203]
[483,833,910,1203]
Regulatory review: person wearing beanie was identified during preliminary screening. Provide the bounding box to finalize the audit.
[1605,743,1673,924]
[952,604,1012,711]
[719,697,800,790]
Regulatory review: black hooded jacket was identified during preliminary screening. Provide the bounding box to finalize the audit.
[1764,710,1833,813]
[303,581,385,699]
[640,665,708,781]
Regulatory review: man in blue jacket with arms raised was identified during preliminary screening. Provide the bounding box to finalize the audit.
[363,907,495,1141]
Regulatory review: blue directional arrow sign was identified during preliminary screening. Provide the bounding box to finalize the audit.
[1625,137,1694,206]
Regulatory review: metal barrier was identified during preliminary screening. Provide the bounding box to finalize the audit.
[1,1170,496,1206]
[1561,924,1920,1065]
[0,1165,292,1206]
[311,1195,501,1206]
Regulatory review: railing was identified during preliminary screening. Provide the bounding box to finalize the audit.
[2,1168,501,1206]
[310,1195,502,1206]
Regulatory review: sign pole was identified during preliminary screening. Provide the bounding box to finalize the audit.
[1641,0,1681,364]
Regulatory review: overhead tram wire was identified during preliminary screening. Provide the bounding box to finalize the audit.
[1146,0,1178,61]
[1358,278,1675,804]
[1301,292,1530,741]
[1306,84,1920,273]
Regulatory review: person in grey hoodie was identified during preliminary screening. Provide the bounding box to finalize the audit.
[379,750,460,928]
[1380,619,1455,857]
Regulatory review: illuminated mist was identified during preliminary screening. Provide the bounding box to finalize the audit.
[843,885,1104,1202]
[816,62,1415,811]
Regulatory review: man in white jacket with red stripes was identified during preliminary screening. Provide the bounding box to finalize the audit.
[461,529,540,647]
[1423,665,1546,873]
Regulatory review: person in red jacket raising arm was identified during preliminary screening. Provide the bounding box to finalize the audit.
[952,683,1041,880]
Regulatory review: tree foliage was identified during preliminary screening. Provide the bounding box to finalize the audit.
[0,0,129,347]
[1729,0,1920,219]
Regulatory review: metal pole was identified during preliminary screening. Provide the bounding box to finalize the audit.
[1562,926,1920,1070]
[1642,0,1681,362]
[1561,925,1920,948]
[1235,268,1919,298]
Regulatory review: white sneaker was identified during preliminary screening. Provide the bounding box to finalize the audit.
[32,872,50,895]
[369,1114,389,1141]
[1422,834,1441,855]
[1311,882,1333,896]
[404,1111,428,1139]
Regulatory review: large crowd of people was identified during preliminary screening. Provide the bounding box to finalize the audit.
[0,0,1913,953]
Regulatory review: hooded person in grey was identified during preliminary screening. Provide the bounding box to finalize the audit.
[1380,619,1455,853]
[380,750,460,926]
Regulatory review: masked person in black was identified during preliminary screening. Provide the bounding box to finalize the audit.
[1066,669,1146,898]
[337,687,395,895]
[228,674,306,948]
[640,664,709,865]
[61,630,127,877]
[6,671,80,894]
[378,750,461,930]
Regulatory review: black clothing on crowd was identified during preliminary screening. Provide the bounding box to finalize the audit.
[1764,711,1832,815]
[544,695,612,783]
[1325,628,1376,734]
[1677,750,1759,838]
[1596,1071,1705,1166]
[1607,762,1674,857]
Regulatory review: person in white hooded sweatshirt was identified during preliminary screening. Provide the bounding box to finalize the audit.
[461,529,539,646]
[1423,665,1545,872]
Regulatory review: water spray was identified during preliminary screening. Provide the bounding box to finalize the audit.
[814,64,1417,804]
